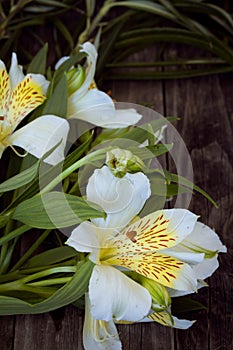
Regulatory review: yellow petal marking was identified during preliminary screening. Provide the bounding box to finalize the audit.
[148,310,174,327]
[106,250,186,289]
[103,211,189,289]
[0,69,10,116]
[7,75,46,130]
[117,211,178,252]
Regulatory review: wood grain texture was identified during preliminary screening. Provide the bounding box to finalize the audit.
[165,72,233,350]
[0,50,232,350]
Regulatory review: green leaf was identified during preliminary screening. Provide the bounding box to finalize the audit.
[0,140,62,194]
[111,1,177,21]
[86,0,96,17]
[26,246,78,268]
[0,215,10,229]
[0,162,39,194]
[161,170,218,207]
[172,296,207,314]
[13,192,105,229]
[27,43,48,75]
[146,143,173,157]
[3,135,93,212]
[0,259,94,315]
[42,74,67,117]
[54,19,74,49]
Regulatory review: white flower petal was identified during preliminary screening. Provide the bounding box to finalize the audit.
[105,108,142,129]
[83,294,122,350]
[67,89,115,124]
[8,115,69,165]
[141,312,195,329]
[159,250,205,265]
[75,42,97,100]
[89,265,151,322]
[139,124,167,147]
[68,89,142,128]
[66,221,103,264]
[193,256,220,280]
[87,166,151,229]
[180,221,227,253]
[172,316,195,329]
[158,209,198,245]
[55,56,70,70]
[9,53,25,89]
[28,73,50,95]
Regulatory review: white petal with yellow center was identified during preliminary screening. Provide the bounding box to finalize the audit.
[105,209,198,290]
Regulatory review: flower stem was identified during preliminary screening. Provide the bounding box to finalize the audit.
[0,224,31,246]
[9,229,51,272]
[39,147,111,195]
[28,276,72,287]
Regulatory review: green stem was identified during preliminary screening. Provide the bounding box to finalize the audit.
[9,229,51,272]
[76,0,114,46]
[39,148,111,196]
[0,224,31,246]
[0,266,76,294]
[22,266,76,283]
[28,276,72,287]
[0,238,18,274]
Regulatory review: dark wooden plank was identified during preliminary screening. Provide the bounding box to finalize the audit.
[164,72,233,349]
[14,306,84,350]
[0,316,15,350]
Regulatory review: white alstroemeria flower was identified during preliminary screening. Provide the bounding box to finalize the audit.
[0,53,69,164]
[67,165,226,348]
[57,42,142,128]
[67,166,215,349]
[163,221,227,297]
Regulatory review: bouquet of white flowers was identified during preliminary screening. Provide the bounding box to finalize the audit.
[0,38,226,349]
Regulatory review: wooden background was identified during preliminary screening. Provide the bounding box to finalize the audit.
[0,47,232,349]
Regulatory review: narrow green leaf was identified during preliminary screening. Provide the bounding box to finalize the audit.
[0,259,93,315]
[86,0,96,17]
[42,74,67,117]
[13,192,105,229]
[54,19,74,49]
[161,170,218,207]
[0,140,62,194]
[26,246,78,268]
[110,1,177,21]
[4,135,93,212]
[104,66,233,80]
[27,43,48,74]
[0,216,9,229]
[146,144,173,157]
[172,296,207,314]
[0,162,39,194]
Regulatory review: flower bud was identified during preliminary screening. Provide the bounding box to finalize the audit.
[66,65,85,95]
[140,277,171,312]
[106,148,144,178]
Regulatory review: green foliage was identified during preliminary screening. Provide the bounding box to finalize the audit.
[0,259,94,315]
[0,1,233,80]
[12,192,106,228]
